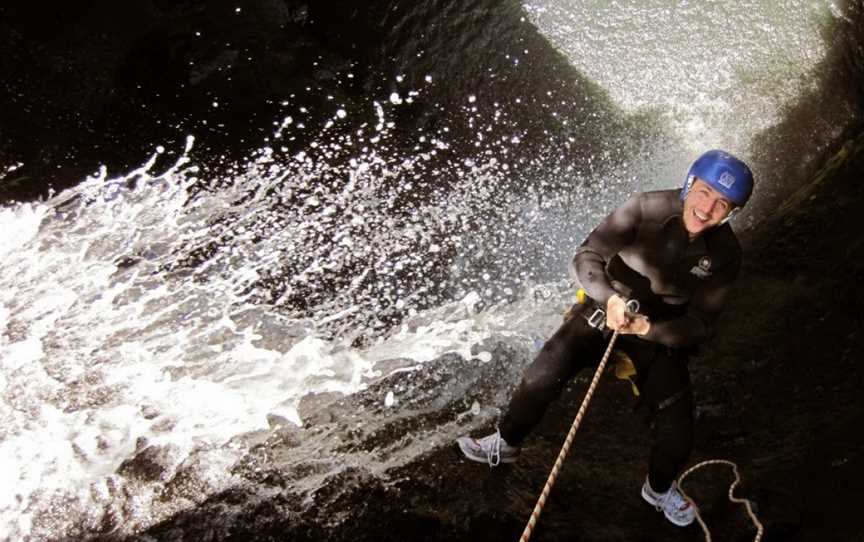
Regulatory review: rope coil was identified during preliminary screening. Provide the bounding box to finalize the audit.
[677,459,765,542]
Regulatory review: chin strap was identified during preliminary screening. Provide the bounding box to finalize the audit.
[719,206,741,225]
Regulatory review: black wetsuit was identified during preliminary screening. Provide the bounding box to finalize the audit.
[499,189,742,491]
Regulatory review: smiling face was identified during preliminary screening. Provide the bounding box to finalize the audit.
[682,179,735,238]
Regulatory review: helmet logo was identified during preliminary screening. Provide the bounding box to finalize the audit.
[718,171,736,189]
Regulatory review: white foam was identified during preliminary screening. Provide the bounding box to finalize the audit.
[0,203,48,259]
[0,147,386,536]
[0,152,569,540]
[1,336,43,371]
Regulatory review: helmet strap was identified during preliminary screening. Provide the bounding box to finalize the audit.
[681,175,696,200]
[720,207,740,225]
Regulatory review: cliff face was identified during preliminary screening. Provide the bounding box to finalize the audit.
[116,130,864,542]
[699,133,864,541]
[111,9,864,529]
[4,1,864,540]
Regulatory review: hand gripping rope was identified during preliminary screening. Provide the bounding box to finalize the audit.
[517,329,764,542]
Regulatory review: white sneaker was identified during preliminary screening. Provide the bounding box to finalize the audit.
[456,429,520,467]
[641,478,696,527]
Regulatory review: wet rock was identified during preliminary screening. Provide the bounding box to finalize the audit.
[266,412,295,429]
[118,443,183,483]
[370,356,418,376]
[297,391,343,426]
[140,404,160,419]
[161,447,240,504]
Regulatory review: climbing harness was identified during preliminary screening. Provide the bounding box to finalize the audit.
[570,288,640,331]
[517,299,764,542]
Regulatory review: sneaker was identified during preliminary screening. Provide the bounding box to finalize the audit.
[456,429,520,467]
[641,478,696,527]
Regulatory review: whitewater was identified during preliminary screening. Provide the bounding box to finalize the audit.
[0,1,832,539]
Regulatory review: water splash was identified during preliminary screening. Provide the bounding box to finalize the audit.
[0,88,602,539]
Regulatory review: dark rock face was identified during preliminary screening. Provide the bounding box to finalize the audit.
[114,125,864,542]
[1,0,354,198]
[749,0,864,215]
[0,0,638,202]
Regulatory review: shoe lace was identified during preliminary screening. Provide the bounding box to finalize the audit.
[656,484,690,514]
[484,429,503,467]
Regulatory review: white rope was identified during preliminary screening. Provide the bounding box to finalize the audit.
[518,330,620,542]
[677,459,765,542]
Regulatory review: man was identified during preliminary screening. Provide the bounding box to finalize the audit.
[457,150,754,527]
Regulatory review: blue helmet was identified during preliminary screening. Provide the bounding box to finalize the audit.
[681,150,754,207]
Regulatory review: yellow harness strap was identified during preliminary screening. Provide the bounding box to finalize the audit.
[575,288,587,305]
[612,350,640,396]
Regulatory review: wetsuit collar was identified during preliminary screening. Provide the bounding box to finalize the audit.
[685,232,708,253]
[663,212,707,250]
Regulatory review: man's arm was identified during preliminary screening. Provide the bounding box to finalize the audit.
[571,194,642,306]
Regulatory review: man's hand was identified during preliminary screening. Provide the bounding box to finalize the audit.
[605,294,651,335]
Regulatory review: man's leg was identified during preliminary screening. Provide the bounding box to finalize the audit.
[498,312,606,446]
[636,347,696,526]
[457,308,608,465]
[647,388,694,491]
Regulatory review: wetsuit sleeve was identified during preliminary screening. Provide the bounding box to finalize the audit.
[641,257,741,348]
[571,194,642,305]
